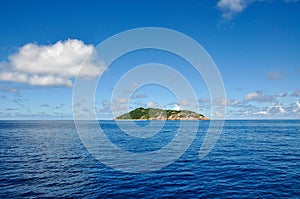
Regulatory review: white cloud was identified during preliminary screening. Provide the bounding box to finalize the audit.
[217,0,253,20]
[116,98,128,104]
[217,0,299,20]
[268,105,287,115]
[213,110,225,118]
[167,99,199,111]
[0,39,105,87]
[146,101,163,109]
[244,91,276,102]
[173,104,181,111]
[244,91,259,101]
[147,101,156,108]
[178,99,193,107]
[226,91,300,118]
[111,98,129,114]
[254,110,268,115]
[278,106,286,113]
[214,98,239,106]
[0,72,73,87]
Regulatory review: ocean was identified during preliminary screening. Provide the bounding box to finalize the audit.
[0,120,299,198]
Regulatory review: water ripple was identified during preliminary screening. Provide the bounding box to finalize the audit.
[0,120,299,198]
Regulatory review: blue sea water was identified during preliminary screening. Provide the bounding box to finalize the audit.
[0,120,299,198]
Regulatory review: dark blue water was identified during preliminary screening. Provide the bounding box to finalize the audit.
[0,120,299,198]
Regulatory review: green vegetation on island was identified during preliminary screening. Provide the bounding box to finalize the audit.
[115,107,209,120]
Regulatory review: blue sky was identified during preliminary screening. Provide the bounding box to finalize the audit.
[0,0,300,119]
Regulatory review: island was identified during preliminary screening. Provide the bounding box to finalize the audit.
[115,107,209,120]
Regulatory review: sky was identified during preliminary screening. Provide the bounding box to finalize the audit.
[0,0,300,119]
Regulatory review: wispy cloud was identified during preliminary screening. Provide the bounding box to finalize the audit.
[217,0,299,20]
[244,91,277,103]
[0,39,106,87]
[0,112,71,119]
[214,98,239,106]
[110,98,129,115]
[95,89,300,119]
[131,93,147,99]
[96,100,112,114]
[40,104,50,108]
[217,0,254,20]
[267,70,285,80]
[290,90,300,97]
[0,85,18,94]
[6,108,18,111]
[225,90,300,118]
[146,101,163,109]
[253,110,268,115]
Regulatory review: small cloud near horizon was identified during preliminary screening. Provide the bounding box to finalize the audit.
[244,91,276,103]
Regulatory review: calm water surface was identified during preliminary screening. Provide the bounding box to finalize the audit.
[0,120,299,198]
